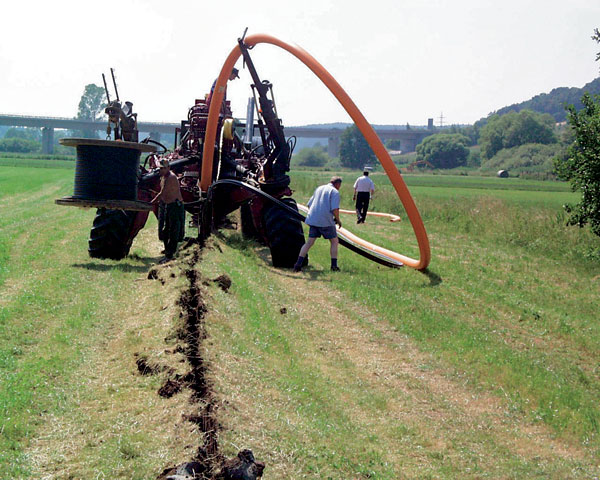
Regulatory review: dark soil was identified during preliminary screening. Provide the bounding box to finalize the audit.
[158,378,183,398]
[156,246,265,479]
[212,274,232,292]
[135,354,168,376]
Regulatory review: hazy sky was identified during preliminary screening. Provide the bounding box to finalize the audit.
[1,0,598,126]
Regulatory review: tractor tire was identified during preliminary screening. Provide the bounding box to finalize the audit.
[240,202,259,240]
[88,208,137,260]
[263,198,305,268]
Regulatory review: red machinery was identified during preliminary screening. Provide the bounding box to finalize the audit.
[60,37,305,268]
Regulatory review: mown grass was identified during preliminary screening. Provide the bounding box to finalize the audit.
[0,163,195,478]
[2,159,599,478]
[289,170,600,440]
[197,168,599,477]
[199,230,599,478]
[0,157,75,169]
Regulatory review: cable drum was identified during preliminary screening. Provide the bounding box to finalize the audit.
[59,138,156,204]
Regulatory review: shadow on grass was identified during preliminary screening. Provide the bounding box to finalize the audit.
[253,244,331,281]
[72,255,160,273]
[420,268,443,287]
[219,230,331,281]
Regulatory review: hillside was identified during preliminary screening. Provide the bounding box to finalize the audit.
[494,77,600,122]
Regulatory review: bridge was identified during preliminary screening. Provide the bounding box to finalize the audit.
[0,114,435,156]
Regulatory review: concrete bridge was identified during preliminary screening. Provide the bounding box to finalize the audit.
[0,114,435,156]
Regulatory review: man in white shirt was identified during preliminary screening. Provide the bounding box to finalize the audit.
[353,170,375,223]
[293,176,343,272]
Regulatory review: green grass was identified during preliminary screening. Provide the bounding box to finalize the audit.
[199,227,599,478]
[2,159,599,478]
[0,162,188,478]
[0,157,75,169]
[289,170,600,439]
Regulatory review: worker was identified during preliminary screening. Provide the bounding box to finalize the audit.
[353,169,375,223]
[293,176,343,272]
[206,68,240,110]
[151,159,185,263]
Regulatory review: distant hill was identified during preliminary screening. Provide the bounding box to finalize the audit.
[494,77,600,122]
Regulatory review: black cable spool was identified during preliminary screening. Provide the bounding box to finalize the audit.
[57,138,156,210]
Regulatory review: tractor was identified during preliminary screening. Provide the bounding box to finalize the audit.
[59,37,306,268]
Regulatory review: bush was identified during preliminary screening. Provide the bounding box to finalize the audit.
[416,133,470,169]
[483,143,565,176]
[466,147,481,168]
[385,139,402,150]
[0,138,41,153]
[479,110,557,159]
[294,146,328,167]
[3,127,42,141]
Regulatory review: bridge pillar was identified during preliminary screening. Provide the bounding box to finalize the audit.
[400,137,418,153]
[42,127,54,154]
[327,135,340,157]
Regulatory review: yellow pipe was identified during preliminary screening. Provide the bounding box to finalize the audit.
[201,34,431,270]
[298,204,407,267]
[338,209,401,222]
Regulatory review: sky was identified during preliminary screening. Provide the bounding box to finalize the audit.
[1,0,599,127]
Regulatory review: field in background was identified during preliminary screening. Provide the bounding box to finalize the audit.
[1,159,599,478]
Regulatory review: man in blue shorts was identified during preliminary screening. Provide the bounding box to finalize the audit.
[293,176,343,272]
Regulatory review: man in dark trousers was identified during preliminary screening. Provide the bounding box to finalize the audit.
[293,176,343,272]
[152,159,185,263]
[353,169,375,223]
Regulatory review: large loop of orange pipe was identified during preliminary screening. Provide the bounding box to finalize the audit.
[201,34,431,270]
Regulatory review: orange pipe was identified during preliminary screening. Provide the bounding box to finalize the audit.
[201,34,431,270]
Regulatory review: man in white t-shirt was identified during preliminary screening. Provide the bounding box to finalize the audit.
[353,170,375,223]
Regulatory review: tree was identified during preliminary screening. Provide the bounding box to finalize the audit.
[339,125,375,169]
[4,127,42,141]
[0,137,40,153]
[479,110,557,159]
[295,145,328,167]
[76,84,107,138]
[553,30,600,237]
[554,94,600,236]
[385,138,403,151]
[415,133,470,169]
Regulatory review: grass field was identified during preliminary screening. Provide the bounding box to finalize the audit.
[1,159,599,478]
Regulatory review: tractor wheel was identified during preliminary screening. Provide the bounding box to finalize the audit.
[88,208,138,260]
[263,198,305,268]
[240,202,259,240]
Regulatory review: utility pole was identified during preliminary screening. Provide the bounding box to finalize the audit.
[438,112,445,128]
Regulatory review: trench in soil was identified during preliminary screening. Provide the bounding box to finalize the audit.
[155,245,264,480]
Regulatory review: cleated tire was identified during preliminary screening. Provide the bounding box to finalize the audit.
[88,208,138,260]
[263,198,305,268]
[240,202,260,240]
